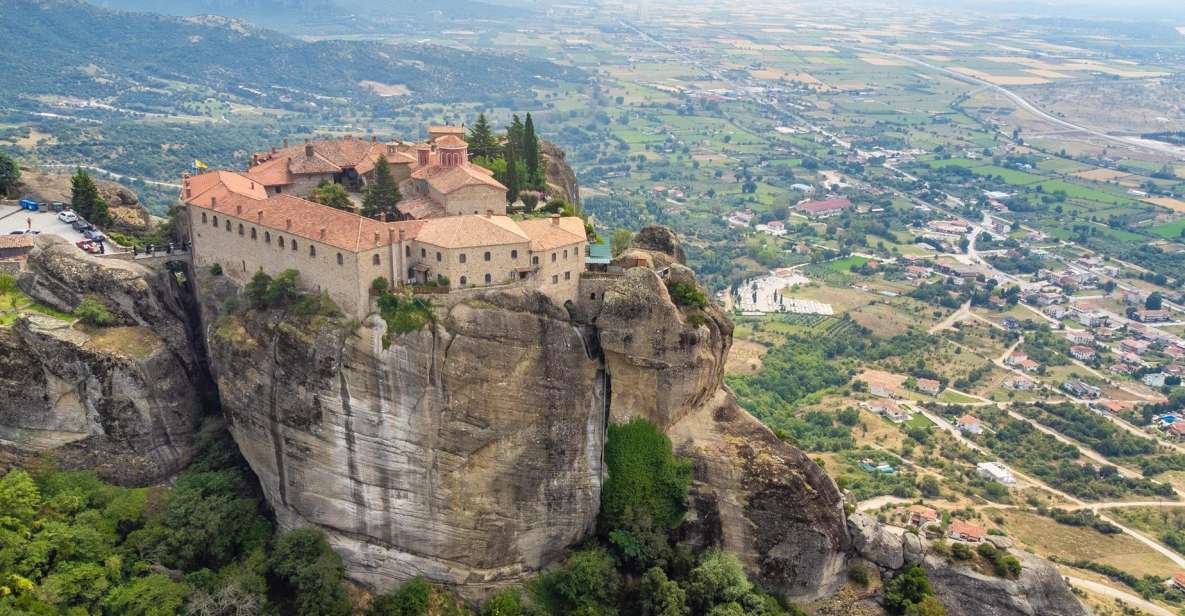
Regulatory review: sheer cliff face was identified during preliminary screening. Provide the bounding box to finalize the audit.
[0,238,206,485]
[206,289,606,596]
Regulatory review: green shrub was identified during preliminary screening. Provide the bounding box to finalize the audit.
[950,542,973,561]
[209,263,223,276]
[480,588,524,616]
[533,548,620,615]
[74,298,115,327]
[667,280,707,310]
[368,577,470,616]
[847,565,870,587]
[371,277,390,294]
[377,291,434,346]
[0,272,16,295]
[883,565,936,615]
[268,528,352,616]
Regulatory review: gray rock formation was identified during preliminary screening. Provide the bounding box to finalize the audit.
[541,140,579,208]
[205,288,605,599]
[0,237,206,484]
[848,513,1089,616]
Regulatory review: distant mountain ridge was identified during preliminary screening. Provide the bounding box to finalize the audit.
[0,0,575,108]
[91,0,528,23]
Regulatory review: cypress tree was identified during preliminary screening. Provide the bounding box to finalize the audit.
[467,114,498,160]
[524,113,541,187]
[362,155,402,220]
[0,151,20,197]
[507,114,525,160]
[504,142,520,204]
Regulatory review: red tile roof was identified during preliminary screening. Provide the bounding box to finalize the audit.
[0,235,35,250]
[949,519,985,541]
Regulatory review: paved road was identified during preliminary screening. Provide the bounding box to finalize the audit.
[1065,576,1177,616]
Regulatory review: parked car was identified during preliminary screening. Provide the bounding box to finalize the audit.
[82,229,106,242]
[58,210,78,223]
[72,218,93,232]
[76,240,102,254]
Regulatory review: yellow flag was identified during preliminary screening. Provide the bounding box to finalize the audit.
[194,159,208,170]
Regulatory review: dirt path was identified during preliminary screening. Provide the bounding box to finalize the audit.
[1065,576,1177,616]
[929,301,970,334]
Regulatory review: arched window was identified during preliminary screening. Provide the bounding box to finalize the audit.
[511,250,518,259]
[484,273,492,284]
[265,231,271,243]
[484,251,491,262]
[336,253,344,265]
[309,245,316,257]
[278,236,285,248]
[212,216,219,227]
[459,276,467,286]
[251,228,257,240]
[551,252,556,263]
[201,212,207,224]
[372,254,381,266]
[459,253,466,264]
[239,223,244,236]
[225,220,231,231]
[291,240,297,252]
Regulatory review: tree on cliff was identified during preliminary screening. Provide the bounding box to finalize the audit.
[71,169,109,225]
[362,155,401,220]
[0,151,20,197]
[311,181,354,211]
[467,114,499,160]
[524,113,542,187]
[598,419,692,571]
[269,528,352,616]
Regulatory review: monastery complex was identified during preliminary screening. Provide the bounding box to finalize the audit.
[181,126,589,317]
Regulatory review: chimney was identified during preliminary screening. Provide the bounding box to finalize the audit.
[398,229,406,241]
[378,212,387,223]
[211,196,217,207]
[236,205,242,215]
[185,186,192,199]
[485,209,493,218]
[286,219,292,230]
[305,143,314,158]
[250,181,255,190]
[417,144,430,167]
[320,228,326,240]
[283,138,289,148]
[551,214,560,226]
[257,211,263,222]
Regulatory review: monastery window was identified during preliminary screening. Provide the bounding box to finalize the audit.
[265,232,271,244]
[276,187,282,194]
[239,224,244,236]
[511,250,518,259]
[563,249,568,259]
[436,252,441,263]
[373,254,381,266]
[551,275,559,284]
[590,293,597,300]
[421,248,426,258]
[291,240,298,252]
[212,216,219,227]
[459,253,466,264]
[309,245,316,257]
[551,253,557,263]
[225,220,231,231]
[565,271,571,281]
[251,228,257,240]
[484,273,492,284]
[484,251,491,262]
[532,256,539,266]
[337,253,343,266]
[460,276,467,286]
[278,236,285,248]
[405,246,411,257]
[201,212,207,224]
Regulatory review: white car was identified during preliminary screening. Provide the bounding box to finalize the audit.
[58,211,78,223]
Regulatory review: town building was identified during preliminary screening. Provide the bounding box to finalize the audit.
[181,133,588,319]
[976,462,1016,485]
[1144,373,1169,388]
[1066,331,1095,345]
[1135,309,1172,324]
[956,415,983,436]
[755,220,787,236]
[1070,345,1097,362]
[909,505,939,527]
[1005,376,1036,391]
[1120,338,1152,356]
[949,519,986,543]
[916,378,942,396]
[1172,572,1185,592]
[1062,379,1102,399]
[795,198,853,219]
[865,399,911,423]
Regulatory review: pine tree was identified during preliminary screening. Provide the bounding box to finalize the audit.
[0,151,20,197]
[523,113,541,188]
[71,169,109,224]
[467,114,498,160]
[504,142,520,204]
[361,155,402,220]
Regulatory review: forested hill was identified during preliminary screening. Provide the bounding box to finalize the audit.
[93,0,528,23]
[0,0,579,107]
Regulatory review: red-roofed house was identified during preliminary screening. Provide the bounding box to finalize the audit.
[795,198,853,219]
[956,415,983,436]
[949,519,985,543]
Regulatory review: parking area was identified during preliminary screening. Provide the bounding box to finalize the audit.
[0,205,117,252]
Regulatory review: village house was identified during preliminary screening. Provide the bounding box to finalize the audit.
[1066,331,1095,345]
[1092,400,1129,415]
[1135,309,1172,323]
[1005,375,1036,391]
[1062,379,1102,399]
[755,220,787,236]
[1070,345,1097,362]
[916,378,942,396]
[1172,572,1185,592]
[1168,423,1185,441]
[949,519,986,543]
[726,209,754,227]
[976,461,1016,485]
[181,131,588,319]
[0,235,35,264]
[1144,373,1169,388]
[909,505,939,528]
[865,399,912,423]
[1006,351,1039,373]
[956,414,983,436]
[795,197,852,219]
[1120,338,1152,356]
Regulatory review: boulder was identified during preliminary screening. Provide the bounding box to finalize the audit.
[848,513,905,570]
[924,551,1089,616]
